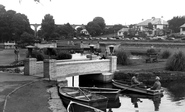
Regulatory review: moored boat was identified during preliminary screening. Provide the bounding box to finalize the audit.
[58,86,108,111]
[80,87,121,101]
[112,79,164,96]
[67,101,104,112]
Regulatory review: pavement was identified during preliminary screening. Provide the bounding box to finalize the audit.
[0,72,67,112]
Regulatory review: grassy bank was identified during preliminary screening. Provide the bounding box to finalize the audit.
[0,49,27,66]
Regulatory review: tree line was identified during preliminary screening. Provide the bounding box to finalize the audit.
[1,4,185,45]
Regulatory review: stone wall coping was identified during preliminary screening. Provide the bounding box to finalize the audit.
[36,61,43,64]
[56,58,90,62]
[56,59,110,65]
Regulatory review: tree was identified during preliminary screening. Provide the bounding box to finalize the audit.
[41,14,55,40]
[11,13,33,41]
[103,24,125,35]
[75,27,83,37]
[148,22,153,30]
[0,4,5,13]
[0,5,7,42]
[0,5,33,42]
[86,21,102,36]
[168,16,185,33]
[93,17,106,31]
[112,24,125,32]
[19,32,36,46]
[55,23,75,39]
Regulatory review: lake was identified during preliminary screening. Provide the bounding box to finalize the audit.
[66,76,185,112]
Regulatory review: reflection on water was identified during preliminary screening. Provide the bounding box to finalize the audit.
[162,80,185,102]
[67,76,185,112]
[124,93,162,111]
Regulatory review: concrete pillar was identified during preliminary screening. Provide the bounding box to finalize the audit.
[44,59,57,80]
[108,56,117,73]
[24,58,37,76]
[101,72,114,83]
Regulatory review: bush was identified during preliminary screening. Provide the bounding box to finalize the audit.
[57,51,72,60]
[115,48,131,65]
[146,48,157,55]
[30,50,44,61]
[166,51,185,71]
[161,50,171,59]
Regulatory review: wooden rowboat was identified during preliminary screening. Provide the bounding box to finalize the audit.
[67,101,104,112]
[80,87,121,101]
[112,79,164,96]
[58,86,108,111]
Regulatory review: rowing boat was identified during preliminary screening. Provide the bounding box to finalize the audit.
[58,86,108,111]
[112,79,164,96]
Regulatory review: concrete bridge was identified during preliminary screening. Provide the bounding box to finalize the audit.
[24,56,117,83]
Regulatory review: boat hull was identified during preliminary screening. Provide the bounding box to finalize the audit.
[58,87,108,111]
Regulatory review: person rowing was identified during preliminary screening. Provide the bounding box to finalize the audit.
[147,76,161,90]
[131,74,146,88]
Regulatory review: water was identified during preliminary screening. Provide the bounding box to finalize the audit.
[66,76,185,112]
[71,53,87,59]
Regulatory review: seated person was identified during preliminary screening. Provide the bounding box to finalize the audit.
[149,76,161,90]
[131,75,142,85]
[131,74,146,88]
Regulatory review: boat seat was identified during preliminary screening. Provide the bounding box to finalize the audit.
[67,91,79,95]
[75,94,91,99]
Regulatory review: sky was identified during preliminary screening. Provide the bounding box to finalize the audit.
[1,0,185,26]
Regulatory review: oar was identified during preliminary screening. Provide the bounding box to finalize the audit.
[78,87,91,101]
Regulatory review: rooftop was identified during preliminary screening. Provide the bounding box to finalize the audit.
[138,17,168,26]
[180,23,185,27]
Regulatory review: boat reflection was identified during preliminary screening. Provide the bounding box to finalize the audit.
[124,93,162,111]
[106,97,121,112]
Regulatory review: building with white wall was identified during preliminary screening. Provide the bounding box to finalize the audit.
[137,17,168,31]
[180,23,185,35]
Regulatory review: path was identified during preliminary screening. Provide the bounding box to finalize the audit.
[0,72,66,112]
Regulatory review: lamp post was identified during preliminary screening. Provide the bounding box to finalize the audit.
[89,44,95,54]
[89,44,95,60]
[26,45,35,58]
[47,46,54,59]
[109,45,114,56]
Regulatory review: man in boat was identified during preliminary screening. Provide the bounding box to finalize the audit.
[131,74,145,88]
[148,76,161,90]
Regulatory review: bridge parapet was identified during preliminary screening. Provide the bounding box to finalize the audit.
[44,56,117,80]
[24,56,117,81]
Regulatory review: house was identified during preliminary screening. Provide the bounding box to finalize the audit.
[137,17,168,31]
[80,29,89,35]
[117,27,129,37]
[180,23,185,35]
